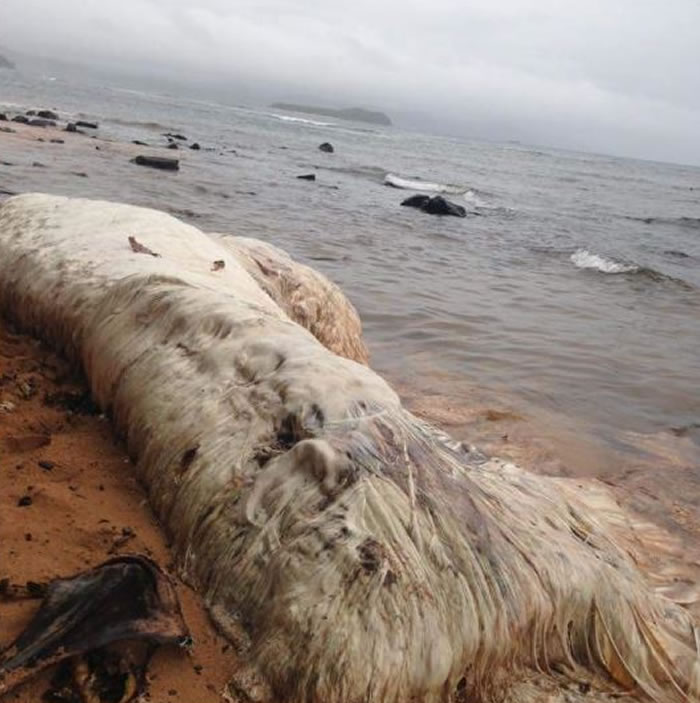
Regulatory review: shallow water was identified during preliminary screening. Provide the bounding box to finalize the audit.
[1,62,699,471]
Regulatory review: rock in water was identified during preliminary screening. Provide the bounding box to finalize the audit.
[11,115,29,124]
[76,120,98,129]
[163,132,187,141]
[296,173,316,181]
[37,110,59,120]
[318,142,334,153]
[401,194,431,209]
[28,118,57,128]
[0,113,7,121]
[64,123,79,133]
[421,195,467,217]
[189,143,201,150]
[131,155,180,171]
[402,194,467,218]
[167,142,179,150]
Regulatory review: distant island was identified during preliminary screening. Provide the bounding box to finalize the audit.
[270,103,392,126]
[0,53,14,69]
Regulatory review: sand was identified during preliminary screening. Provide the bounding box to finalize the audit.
[0,318,240,702]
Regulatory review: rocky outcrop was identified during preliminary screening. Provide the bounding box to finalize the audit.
[319,142,334,153]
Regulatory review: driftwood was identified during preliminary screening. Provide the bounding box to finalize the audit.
[0,194,698,703]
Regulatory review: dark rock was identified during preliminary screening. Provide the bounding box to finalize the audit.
[131,155,180,171]
[17,495,32,507]
[28,118,56,128]
[71,172,88,178]
[50,138,64,144]
[64,123,79,133]
[297,173,316,181]
[402,194,466,218]
[163,132,187,141]
[422,196,466,217]
[421,195,466,217]
[38,460,55,471]
[0,113,7,121]
[132,140,148,146]
[37,110,59,120]
[12,115,29,124]
[167,142,179,150]
[25,110,36,116]
[32,162,46,168]
[75,120,98,129]
[318,142,334,153]
[401,194,431,209]
[189,142,201,150]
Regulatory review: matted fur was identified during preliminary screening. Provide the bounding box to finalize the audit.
[0,194,697,703]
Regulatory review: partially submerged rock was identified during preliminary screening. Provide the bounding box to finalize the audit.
[11,115,29,124]
[37,110,59,120]
[318,142,334,153]
[402,194,467,217]
[296,173,316,181]
[76,120,98,129]
[28,118,57,128]
[131,155,179,171]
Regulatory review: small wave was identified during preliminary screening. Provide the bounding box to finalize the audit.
[624,215,700,230]
[269,113,335,127]
[384,173,467,195]
[570,249,638,274]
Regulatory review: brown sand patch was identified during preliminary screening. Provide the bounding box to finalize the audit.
[0,318,238,702]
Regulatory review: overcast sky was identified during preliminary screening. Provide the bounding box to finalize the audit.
[2,0,699,164]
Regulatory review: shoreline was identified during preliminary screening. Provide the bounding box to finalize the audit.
[1,112,699,701]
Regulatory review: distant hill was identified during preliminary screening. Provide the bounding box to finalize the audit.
[0,53,14,69]
[270,103,392,126]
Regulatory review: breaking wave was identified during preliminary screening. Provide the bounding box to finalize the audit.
[269,114,336,127]
[384,173,467,195]
[570,249,638,274]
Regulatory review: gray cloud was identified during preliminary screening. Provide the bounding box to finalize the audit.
[2,0,699,164]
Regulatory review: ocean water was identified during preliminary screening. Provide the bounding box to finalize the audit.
[2,63,700,471]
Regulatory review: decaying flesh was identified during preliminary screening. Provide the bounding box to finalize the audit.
[0,194,698,703]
